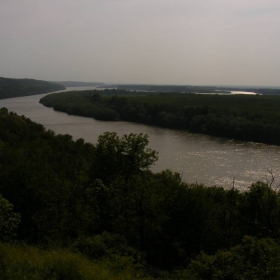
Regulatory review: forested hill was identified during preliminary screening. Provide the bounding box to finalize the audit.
[0,77,65,99]
[51,81,105,87]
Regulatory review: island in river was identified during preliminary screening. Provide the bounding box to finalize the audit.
[40,89,280,146]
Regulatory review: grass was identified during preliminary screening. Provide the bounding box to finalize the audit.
[0,243,154,280]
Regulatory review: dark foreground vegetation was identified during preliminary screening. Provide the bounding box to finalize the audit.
[41,89,280,145]
[0,77,65,99]
[2,107,280,278]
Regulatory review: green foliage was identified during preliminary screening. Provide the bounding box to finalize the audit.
[93,132,158,183]
[0,195,20,242]
[238,181,280,238]
[72,232,145,267]
[0,108,96,244]
[3,108,280,275]
[40,91,120,121]
[184,236,280,280]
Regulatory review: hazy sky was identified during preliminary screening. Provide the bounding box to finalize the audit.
[1,0,280,86]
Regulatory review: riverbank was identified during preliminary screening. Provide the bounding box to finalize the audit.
[1,91,280,190]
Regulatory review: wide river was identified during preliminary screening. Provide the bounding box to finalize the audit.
[1,87,280,190]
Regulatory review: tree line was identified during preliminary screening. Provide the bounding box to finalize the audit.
[2,107,280,278]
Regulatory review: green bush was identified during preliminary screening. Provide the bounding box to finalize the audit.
[184,236,280,280]
[0,194,20,242]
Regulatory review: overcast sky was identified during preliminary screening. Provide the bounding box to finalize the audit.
[1,0,280,86]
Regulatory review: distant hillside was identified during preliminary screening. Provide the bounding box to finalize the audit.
[0,77,65,99]
[99,84,280,95]
[52,81,105,87]
[107,84,229,93]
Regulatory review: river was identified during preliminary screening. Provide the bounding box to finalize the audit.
[1,87,280,190]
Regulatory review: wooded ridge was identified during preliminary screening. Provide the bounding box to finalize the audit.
[0,77,65,99]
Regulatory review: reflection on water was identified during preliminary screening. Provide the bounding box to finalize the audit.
[1,87,279,190]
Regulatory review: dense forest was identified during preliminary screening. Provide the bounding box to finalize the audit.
[2,107,280,278]
[41,89,280,145]
[0,77,65,99]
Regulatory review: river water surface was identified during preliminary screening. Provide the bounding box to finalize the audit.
[1,87,280,190]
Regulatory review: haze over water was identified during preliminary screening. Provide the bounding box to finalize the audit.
[1,88,280,190]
